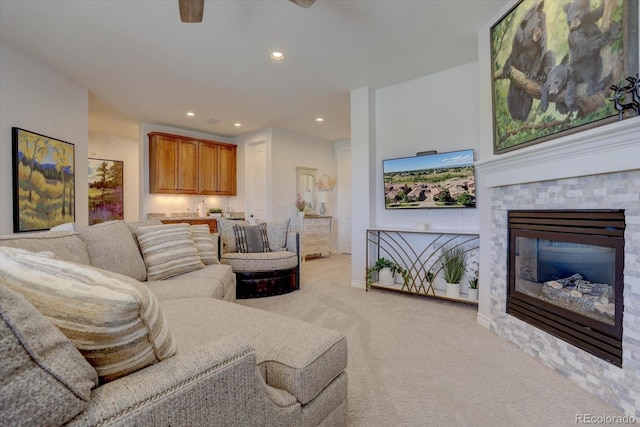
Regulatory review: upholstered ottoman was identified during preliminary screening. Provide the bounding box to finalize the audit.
[159,297,348,425]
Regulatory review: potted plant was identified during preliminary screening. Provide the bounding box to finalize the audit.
[440,245,467,298]
[366,257,409,290]
[466,253,479,300]
[295,194,306,217]
[208,208,223,218]
[467,277,479,301]
[424,270,436,295]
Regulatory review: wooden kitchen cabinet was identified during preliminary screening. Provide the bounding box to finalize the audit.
[148,132,236,195]
[199,141,236,195]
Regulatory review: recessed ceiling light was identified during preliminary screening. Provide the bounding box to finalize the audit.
[233,123,242,127]
[270,51,285,61]
[186,112,195,117]
[315,117,324,122]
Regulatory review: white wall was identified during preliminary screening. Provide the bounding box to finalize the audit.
[271,128,337,221]
[0,41,88,234]
[375,62,481,232]
[350,62,482,286]
[350,87,377,287]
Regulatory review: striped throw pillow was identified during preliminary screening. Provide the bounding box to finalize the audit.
[0,281,98,426]
[233,223,269,253]
[190,224,219,264]
[136,223,205,281]
[256,219,290,251]
[0,246,176,384]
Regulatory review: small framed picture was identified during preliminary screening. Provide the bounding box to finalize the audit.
[88,158,124,225]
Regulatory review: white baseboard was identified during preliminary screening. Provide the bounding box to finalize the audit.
[351,280,366,289]
[476,312,492,329]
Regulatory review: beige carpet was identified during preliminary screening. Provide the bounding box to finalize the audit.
[238,254,625,427]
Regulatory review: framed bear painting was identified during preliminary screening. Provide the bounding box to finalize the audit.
[491,0,638,154]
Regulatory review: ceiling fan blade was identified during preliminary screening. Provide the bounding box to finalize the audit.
[179,0,204,23]
[289,0,316,8]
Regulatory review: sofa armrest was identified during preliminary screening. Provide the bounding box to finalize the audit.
[286,231,300,255]
[66,336,300,426]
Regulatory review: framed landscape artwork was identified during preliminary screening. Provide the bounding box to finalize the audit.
[88,158,124,225]
[491,0,638,154]
[12,127,75,232]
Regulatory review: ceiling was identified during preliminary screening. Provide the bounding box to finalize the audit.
[0,0,509,142]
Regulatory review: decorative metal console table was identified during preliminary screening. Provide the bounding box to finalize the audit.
[366,228,479,305]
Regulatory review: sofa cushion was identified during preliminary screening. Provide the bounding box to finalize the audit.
[221,251,298,272]
[126,218,163,234]
[217,219,249,253]
[234,223,269,253]
[146,264,235,301]
[79,220,147,281]
[257,219,290,251]
[136,223,205,281]
[0,231,90,265]
[0,246,176,384]
[0,282,98,427]
[160,297,347,405]
[190,224,219,264]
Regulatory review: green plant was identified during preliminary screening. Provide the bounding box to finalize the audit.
[366,257,410,290]
[468,277,478,289]
[440,245,467,284]
[208,208,223,214]
[425,270,435,283]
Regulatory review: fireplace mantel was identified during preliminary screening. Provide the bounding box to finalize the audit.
[476,117,640,188]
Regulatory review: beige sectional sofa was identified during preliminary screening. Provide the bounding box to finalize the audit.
[0,220,348,426]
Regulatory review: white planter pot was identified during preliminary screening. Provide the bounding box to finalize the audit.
[468,288,478,301]
[395,272,405,285]
[378,268,395,286]
[297,211,305,218]
[445,282,461,299]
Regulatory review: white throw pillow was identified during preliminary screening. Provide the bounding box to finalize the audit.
[217,219,249,253]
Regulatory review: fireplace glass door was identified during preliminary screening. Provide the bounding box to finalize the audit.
[514,237,616,326]
[507,210,624,366]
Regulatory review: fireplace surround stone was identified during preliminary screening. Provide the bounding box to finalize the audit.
[487,171,640,416]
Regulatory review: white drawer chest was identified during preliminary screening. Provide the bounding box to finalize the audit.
[289,216,332,260]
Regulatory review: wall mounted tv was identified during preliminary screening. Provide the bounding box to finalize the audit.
[383,149,475,209]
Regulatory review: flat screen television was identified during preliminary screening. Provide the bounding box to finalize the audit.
[383,149,475,209]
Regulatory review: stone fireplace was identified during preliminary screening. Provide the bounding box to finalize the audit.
[476,118,640,416]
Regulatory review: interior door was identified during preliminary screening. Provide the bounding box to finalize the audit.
[247,140,268,221]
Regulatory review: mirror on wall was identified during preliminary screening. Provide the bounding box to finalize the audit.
[296,166,317,214]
